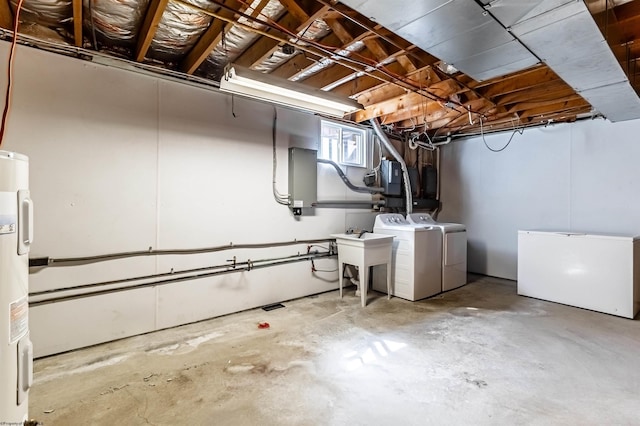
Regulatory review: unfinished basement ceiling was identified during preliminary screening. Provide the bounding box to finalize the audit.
[2,0,640,137]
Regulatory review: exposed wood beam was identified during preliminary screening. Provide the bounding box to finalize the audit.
[381,103,451,128]
[287,19,383,85]
[277,0,310,23]
[356,66,441,106]
[494,79,568,105]
[612,0,640,22]
[479,66,559,98]
[299,48,379,89]
[72,0,82,47]
[268,32,341,78]
[399,98,491,130]
[136,0,169,61]
[441,103,496,129]
[325,47,436,96]
[355,79,463,122]
[238,5,331,70]
[470,64,550,91]
[509,95,585,114]
[181,0,265,74]
[519,99,590,119]
[234,12,302,68]
[0,0,13,30]
[325,17,419,76]
[453,106,591,135]
[321,1,438,67]
[356,92,439,122]
[396,55,417,73]
[327,61,406,97]
[323,17,355,44]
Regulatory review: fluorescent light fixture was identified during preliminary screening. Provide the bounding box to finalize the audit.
[219,64,363,117]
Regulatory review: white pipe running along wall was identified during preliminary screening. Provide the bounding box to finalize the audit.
[0,41,377,357]
[438,118,640,280]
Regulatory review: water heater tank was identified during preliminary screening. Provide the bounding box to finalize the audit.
[0,150,33,423]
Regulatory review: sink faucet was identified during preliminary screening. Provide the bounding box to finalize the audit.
[345,228,368,238]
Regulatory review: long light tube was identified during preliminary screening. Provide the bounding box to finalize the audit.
[219,64,363,117]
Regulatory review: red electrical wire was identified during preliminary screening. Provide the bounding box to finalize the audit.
[0,0,25,149]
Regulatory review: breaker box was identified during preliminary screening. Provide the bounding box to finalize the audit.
[288,147,317,215]
[422,165,437,199]
[381,159,402,196]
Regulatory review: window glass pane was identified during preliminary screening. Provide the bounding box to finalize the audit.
[320,123,340,163]
[341,128,364,166]
[319,121,367,168]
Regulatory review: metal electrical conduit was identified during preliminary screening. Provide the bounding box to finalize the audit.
[29,251,335,307]
[370,118,413,214]
[29,238,334,267]
[317,158,384,194]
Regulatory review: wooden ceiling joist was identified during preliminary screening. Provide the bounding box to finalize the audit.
[235,5,331,70]
[356,92,438,122]
[0,0,13,30]
[381,103,451,129]
[471,65,552,93]
[519,99,590,120]
[494,79,569,105]
[233,12,304,68]
[181,0,262,74]
[136,0,170,61]
[355,66,440,105]
[355,79,464,122]
[267,32,341,78]
[287,18,403,86]
[325,46,428,95]
[327,61,407,97]
[277,0,310,23]
[72,0,82,47]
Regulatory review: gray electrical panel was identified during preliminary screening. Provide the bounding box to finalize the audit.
[288,147,317,215]
[381,159,402,196]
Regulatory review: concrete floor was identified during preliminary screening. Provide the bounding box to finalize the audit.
[30,275,640,425]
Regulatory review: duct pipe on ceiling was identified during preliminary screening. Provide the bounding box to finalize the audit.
[370,118,413,214]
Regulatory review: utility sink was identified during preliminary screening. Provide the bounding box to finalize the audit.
[331,232,395,247]
[331,233,394,307]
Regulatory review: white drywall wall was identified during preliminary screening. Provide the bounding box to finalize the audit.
[0,42,377,356]
[439,118,640,280]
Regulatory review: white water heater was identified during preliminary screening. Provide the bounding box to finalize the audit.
[0,150,33,423]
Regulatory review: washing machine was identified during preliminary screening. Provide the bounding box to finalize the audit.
[407,213,466,292]
[372,213,442,301]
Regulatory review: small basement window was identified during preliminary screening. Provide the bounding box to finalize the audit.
[320,120,368,168]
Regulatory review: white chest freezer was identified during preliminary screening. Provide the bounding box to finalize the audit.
[518,230,640,319]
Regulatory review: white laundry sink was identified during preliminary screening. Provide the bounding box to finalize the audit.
[331,233,394,307]
[331,232,395,247]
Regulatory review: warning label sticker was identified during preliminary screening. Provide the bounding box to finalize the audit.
[10,296,28,344]
[0,191,17,235]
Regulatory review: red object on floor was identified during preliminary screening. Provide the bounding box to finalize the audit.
[258,322,270,329]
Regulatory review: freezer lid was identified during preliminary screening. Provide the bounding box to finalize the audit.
[519,230,640,241]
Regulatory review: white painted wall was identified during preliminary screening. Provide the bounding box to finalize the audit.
[439,118,640,280]
[0,42,376,357]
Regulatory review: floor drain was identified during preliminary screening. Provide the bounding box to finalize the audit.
[262,303,285,311]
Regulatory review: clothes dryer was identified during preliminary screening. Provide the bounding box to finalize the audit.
[407,213,466,291]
